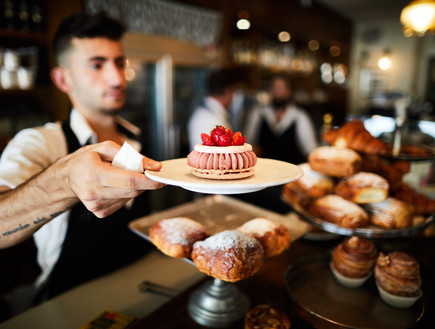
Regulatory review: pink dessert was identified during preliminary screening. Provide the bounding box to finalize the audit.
[187,143,257,180]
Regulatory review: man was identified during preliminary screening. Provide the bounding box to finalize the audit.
[0,12,163,302]
[187,69,238,150]
[245,75,318,164]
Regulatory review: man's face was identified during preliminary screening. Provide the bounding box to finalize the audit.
[270,78,291,109]
[271,78,291,101]
[63,37,127,116]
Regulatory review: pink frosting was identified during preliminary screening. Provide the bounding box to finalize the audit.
[187,150,257,170]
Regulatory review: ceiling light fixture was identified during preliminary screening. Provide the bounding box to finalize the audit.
[378,49,391,71]
[400,0,435,36]
[236,18,250,30]
[278,31,291,42]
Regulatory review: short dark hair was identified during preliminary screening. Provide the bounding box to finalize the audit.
[52,11,126,65]
[207,68,238,95]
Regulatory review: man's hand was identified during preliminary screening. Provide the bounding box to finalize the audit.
[63,141,164,218]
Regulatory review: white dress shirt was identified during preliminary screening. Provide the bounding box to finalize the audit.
[0,109,140,287]
[187,96,232,150]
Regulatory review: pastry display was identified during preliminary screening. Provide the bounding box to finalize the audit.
[330,236,377,288]
[191,230,264,282]
[334,171,389,204]
[308,195,369,229]
[374,251,422,308]
[293,162,335,198]
[364,197,414,229]
[148,217,210,258]
[237,218,291,257]
[282,119,435,234]
[322,119,391,155]
[308,146,362,177]
[187,125,257,180]
[244,304,291,329]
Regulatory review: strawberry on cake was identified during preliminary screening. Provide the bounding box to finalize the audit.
[187,125,257,180]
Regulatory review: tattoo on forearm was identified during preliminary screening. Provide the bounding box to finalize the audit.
[1,223,30,237]
[1,209,67,238]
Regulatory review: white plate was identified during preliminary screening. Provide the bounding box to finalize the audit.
[145,158,303,194]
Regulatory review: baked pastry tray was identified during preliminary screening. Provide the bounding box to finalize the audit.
[282,193,434,238]
[129,195,312,265]
[285,253,424,329]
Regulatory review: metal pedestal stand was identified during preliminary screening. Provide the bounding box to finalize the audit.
[188,278,250,327]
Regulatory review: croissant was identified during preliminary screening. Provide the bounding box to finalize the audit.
[323,119,391,155]
[393,184,435,215]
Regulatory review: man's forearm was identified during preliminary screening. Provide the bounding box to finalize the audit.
[0,157,78,248]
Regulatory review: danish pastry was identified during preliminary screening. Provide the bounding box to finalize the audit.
[334,171,389,204]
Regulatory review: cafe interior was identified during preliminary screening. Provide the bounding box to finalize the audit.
[1,0,435,328]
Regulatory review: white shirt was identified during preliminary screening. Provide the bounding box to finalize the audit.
[0,109,141,286]
[187,96,232,151]
[245,104,318,156]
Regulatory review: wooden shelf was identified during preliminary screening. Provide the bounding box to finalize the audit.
[0,86,50,95]
[0,29,46,45]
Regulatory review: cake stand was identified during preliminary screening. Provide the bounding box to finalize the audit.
[187,278,250,327]
[128,195,311,327]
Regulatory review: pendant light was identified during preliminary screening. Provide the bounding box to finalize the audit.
[400,0,435,36]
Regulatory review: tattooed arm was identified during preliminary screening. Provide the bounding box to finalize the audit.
[0,141,163,249]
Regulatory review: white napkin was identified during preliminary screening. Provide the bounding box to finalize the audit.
[112,141,144,173]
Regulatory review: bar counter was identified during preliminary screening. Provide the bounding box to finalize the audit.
[1,227,434,328]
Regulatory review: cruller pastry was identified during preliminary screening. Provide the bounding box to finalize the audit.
[191,230,264,282]
[148,217,210,258]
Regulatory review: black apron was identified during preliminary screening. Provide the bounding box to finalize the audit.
[233,115,306,214]
[37,121,152,300]
[257,117,306,165]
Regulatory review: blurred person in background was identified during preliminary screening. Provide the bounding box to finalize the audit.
[0,11,164,314]
[187,68,239,150]
[245,75,318,164]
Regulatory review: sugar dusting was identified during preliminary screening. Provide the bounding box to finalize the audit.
[238,218,278,235]
[193,230,257,252]
[158,217,206,245]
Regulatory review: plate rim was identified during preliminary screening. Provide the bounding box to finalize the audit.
[145,157,303,194]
